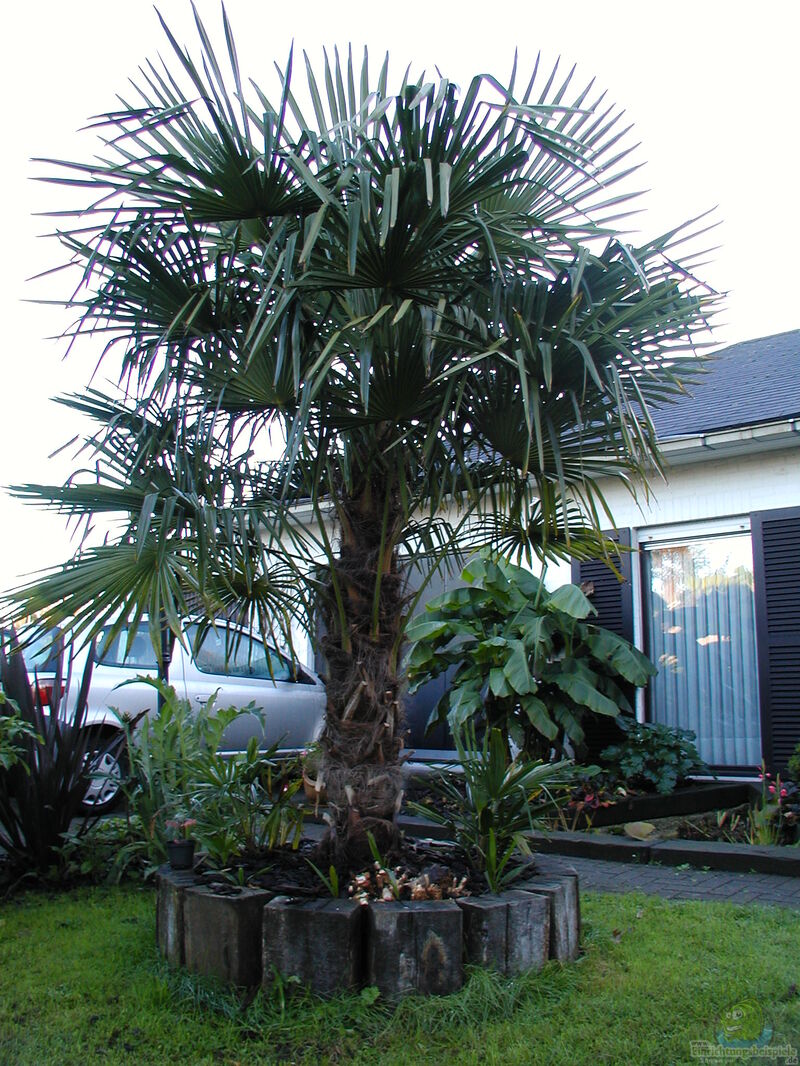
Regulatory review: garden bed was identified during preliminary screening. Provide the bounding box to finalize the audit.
[558,780,758,829]
[156,848,581,998]
[402,776,757,833]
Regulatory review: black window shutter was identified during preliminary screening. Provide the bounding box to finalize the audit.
[570,529,634,756]
[751,507,800,773]
[570,529,634,643]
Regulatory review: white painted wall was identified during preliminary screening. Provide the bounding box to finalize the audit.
[602,446,799,531]
[543,443,800,590]
[540,441,800,736]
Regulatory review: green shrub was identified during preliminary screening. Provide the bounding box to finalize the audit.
[190,738,305,866]
[406,553,655,760]
[119,681,305,869]
[54,816,152,884]
[408,723,573,891]
[117,680,242,865]
[0,704,38,772]
[599,717,709,794]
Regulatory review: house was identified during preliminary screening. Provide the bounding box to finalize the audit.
[565,329,800,776]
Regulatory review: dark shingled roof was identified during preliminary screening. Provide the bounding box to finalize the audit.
[649,329,800,440]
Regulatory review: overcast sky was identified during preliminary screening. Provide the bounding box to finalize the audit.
[1,0,798,592]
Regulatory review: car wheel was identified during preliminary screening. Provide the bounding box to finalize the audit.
[81,732,127,815]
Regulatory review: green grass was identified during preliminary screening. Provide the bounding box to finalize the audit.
[1,885,798,1065]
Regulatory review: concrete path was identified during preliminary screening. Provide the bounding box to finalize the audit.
[565,855,800,910]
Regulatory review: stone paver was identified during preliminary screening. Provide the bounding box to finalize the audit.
[564,855,800,909]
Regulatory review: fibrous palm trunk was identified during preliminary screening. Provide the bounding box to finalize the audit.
[316,474,406,864]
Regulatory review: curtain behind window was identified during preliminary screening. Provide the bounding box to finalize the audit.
[644,533,761,767]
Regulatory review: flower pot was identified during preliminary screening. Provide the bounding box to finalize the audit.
[167,839,196,870]
[303,769,327,806]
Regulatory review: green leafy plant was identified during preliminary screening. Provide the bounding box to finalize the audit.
[409,724,573,891]
[748,769,781,846]
[787,743,800,783]
[301,742,323,778]
[365,831,403,899]
[301,741,326,799]
[164,810,198,842]
[190,738,305,866]
[305,859,340,898]
[747,766,799,847]
[406,555,656,760]
[0,705,38,772]
[117,680,242,864]
[120,683,305,868]
[53,816,152,885]
[553,768,616,831]
[600,717,709,795]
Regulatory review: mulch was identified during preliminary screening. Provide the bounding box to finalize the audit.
[195,835,500,902]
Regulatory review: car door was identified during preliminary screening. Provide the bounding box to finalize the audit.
[84,626,163,724]
[180,623,326,753]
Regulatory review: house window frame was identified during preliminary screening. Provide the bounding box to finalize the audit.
[634,514,760,773]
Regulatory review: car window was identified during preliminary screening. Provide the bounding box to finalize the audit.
[2,628,62,673]
[186,624,292,681]
[96,628,158,669]
[24,631,62,673]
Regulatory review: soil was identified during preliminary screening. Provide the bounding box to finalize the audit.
[194,835,517,902]
[402,781,466,818]
[601,806,753,844]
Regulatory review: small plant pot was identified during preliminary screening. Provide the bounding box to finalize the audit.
[303,769,327,806]
[167,839,196,870]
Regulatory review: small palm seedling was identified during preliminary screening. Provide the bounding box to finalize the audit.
[409,724,573,891]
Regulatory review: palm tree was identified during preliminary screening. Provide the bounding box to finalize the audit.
[6,9,718,860]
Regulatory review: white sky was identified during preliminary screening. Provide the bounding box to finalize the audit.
[1,0,798,592]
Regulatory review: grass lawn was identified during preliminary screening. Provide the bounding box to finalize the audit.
[0,883,798,1065]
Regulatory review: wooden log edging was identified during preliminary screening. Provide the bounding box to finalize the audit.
[530,829,800,876]
[156,855,581,999]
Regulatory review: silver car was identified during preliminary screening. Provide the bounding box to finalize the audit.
[58,620,326,812]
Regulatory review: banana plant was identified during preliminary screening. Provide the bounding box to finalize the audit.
[406,554,656,759]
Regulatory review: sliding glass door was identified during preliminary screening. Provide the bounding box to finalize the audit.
[643,532,761,768]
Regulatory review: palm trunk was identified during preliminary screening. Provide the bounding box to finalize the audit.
[156,615,174,712]
[317,475,406,864]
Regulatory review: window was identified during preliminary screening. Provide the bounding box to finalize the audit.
[643,531,761,767]
[96,628,158,669]
[186,625,292,681]
[20,628,62,673]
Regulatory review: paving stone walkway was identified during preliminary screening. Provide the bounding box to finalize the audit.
[565,855,800,909]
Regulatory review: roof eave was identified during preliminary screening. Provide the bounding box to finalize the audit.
[658,417,800,465]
